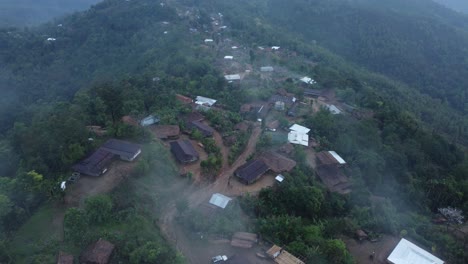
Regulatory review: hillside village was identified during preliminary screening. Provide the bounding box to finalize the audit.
[51,4,451,264]
[1,1,468,264]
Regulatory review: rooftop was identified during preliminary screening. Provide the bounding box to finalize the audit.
[387,238,444,264]
[260,152,297,173]
[235,159,269,184]
[288,131,309,146]
[100,139,141,161]
[316,151,346,166]
[150,125,180,139]
[209,193,232,209]
[72,149,115,177]
[195,96,217,106]
[176,94,193,104]
[225,74,241,81]
[289,124,310,134]
[80,239,115,264]
[170,140,199,163]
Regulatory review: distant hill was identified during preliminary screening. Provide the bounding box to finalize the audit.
[0,0,101,27]
[434,0,468,13]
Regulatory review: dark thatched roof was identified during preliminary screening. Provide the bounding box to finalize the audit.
[234,159,269,184]
[170,140,199,163]
[80,239,115,264]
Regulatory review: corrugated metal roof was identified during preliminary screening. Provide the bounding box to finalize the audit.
[195,96,217,106]
[328,151,346,164]
[289,124,310,134]
[209,193,232,209]
[387,238,444,264]
[288,131,309,146]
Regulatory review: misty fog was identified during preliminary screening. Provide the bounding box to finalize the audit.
[0,0,102,27]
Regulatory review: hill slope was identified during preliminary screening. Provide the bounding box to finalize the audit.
[0,0,102,27]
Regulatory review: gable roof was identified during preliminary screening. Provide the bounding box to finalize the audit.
[316,151,346,166]
[288,131,309,146]
[150,125,180,139]
[269,95,296,107]
[235,159,269,184]
[289,124,310,134]
[387,238,444,264]
[195,96,217,107]
[57,251,74,264]
[72,149,115,177]
[170,140,199,163]
[209,193,232,209]
[260,152,297,173]
[325,104,342,114]
[176,94,193,104]
[100,139,141,161]
[190,120,214,137]
[304,88,322,97]
[225,74,241,81]
[80,239,115,264]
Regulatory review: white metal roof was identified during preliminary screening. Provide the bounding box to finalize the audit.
[289,124,311,134]
[326,104,341,114]
[209,193,232,209]
[300,76,316,84]
[271,46,280,50]
[224,74,241,81]
[260,66,274,72]
[328,151,346,165]
[195,96,217,106]
[224,56,234,59]
[275,174,285,182]
[387,238,444,264]
[288,131,309,146]
[204,39,214,42]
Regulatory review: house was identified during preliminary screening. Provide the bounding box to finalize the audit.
[275,101,285,111]
[80,239,115,264]
[355,229,368,241]
[204,39,214,43]
[170,140,199,163]
[209,193,232,209]
[275,174,285,183]
[316,151,346,166]
[225,74,241,81]
[266,120,279,130]
[100,139,141,162]
[72,149,115,177]
[189,120,214,137]
[176,94,193,104]
[57,251,74,264]
[234,159,269,185]
[299,76,316,85]
[266,245,305,264]
[195,96,217,107]
[288,124,310,147]
[139,115,159,126]
[184,111,204,123]
[260,152,296,173]
[122,116,139,127]
[304,88,322,97]
[271,46,280,50]
[231,232,258,248]
[260,66,274,72]
[325,104,342,114]
[387,238,444,264]
[287,103,299,117]
[316,165,351,194]
[86,125,107,136]
[150,125,180,140]
[269,95,296,108]
[224,56,234,60]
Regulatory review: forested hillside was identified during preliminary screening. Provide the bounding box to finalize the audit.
[0,0,467,263]
[0,0,101,27]
[434,0,468,13]
[203,0,468,114]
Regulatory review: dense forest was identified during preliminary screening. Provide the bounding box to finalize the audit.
[434,0,468,13]
[0,0,101,27]
[0,0,467,263]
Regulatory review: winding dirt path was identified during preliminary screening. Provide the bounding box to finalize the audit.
[158,125,263,263]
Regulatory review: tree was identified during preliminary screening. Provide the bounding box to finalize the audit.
[84,195,113,224]
[63,208,88,245]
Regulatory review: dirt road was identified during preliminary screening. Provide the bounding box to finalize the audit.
[159,125,263,263]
